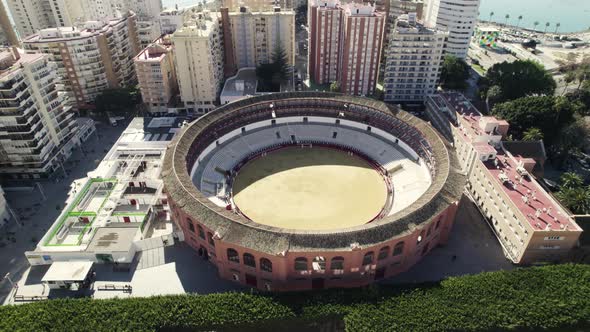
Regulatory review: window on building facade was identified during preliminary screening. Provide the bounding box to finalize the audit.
[197,225,205,239]
[227,248,239,263]
[207,232,215,247]
[330,256,344,270]
[243,253,256,268]
[393,242,404,256]
[294,257,308,271]
[260,258,272,272]
[378,246,390,260]
[362,252,374,266]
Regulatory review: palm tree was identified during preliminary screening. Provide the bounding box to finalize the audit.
[516,15,523,28]
[544,22,550,33]
[533,21,540,31]
[562,71,576,95]
[522,127,543,141]
[560,172,584,189]
[489,11,494,22]
[504,14,510,26]
[555,23,561,34]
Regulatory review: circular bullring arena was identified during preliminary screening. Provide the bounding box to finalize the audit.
[163,92,464,291]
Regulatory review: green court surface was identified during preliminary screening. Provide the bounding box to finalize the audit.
[232,147,387,230]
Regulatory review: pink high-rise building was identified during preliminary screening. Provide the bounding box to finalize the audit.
[309,1,385,96]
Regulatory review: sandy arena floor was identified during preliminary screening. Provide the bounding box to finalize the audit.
[232,147,387,230]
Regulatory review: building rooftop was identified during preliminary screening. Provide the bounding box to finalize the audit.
[30,117,183,254]
[174,11,220,37]
[431,92,580,232]
[41,261,93,282]
[86,227,139,252]
[135,35,173,62]
[220,68,258,100]
[23,12,135,43]
[0,48,45,79]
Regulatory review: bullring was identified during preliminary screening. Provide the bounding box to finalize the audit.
[162,92,465,291]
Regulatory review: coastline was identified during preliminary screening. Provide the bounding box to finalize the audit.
[478,20,590,36]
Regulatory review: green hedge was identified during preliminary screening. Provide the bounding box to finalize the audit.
[1,264,589,332]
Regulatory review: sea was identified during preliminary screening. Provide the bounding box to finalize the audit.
[162,0,590,33]
[478,0,590,33]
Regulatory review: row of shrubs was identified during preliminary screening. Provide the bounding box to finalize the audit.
[0,264,588,331]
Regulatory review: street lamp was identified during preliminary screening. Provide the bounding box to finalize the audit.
[3,272,16,289]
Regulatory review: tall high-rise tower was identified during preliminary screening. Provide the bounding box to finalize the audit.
[423,0,480,59]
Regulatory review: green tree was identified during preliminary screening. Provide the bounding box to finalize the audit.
[256,44,290,92]
[483,60,556,101]
[329,81,340,92]
[440,55,470,90]
[556,186,590,214]
[522,127,544,141]
[271,44,289,82]
[551,119,590,163]
[485,85,503,111]
[560,172,584,189]
[94,87,141,116]
[491,96,575,144]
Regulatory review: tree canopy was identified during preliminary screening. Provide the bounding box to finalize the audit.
[329,81,340,92]
[556,172,590,214]
[482,60,556,101]
[492,96,575,144]
[440,55,470,90]
[94,87,141,115]
[256,44,290,92]
[522,127,544,141]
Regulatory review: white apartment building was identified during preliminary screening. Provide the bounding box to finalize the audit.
[25,117,182,271]
[339,3,385,96]
[224,6,295,69]
[22,12,140,110]
[308,0,344,85]
[383,13,446,103]
[426,92,583,264]
[423,0,480,59]
[7,0,75,37]
[0,48,80,179]
[6,0,161,39]
[172,11,224,114]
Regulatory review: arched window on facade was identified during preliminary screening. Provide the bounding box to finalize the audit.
[243,253,256,268]
[378,246,390,260]
[312,256,326,272]
[260,258,272,272]
[187,218,195,233]
[362,251,374,266]
[227,248,239,263]
[197,225,205,239]
[393,242,404,256]
[294,257,308,271]
[427,224,433,237]
[330,256,344,271]
[207,232,215,247]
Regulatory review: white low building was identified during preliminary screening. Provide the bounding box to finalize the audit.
[25,117,185,269]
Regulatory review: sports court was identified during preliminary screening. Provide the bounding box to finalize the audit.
[232,147,388,230]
